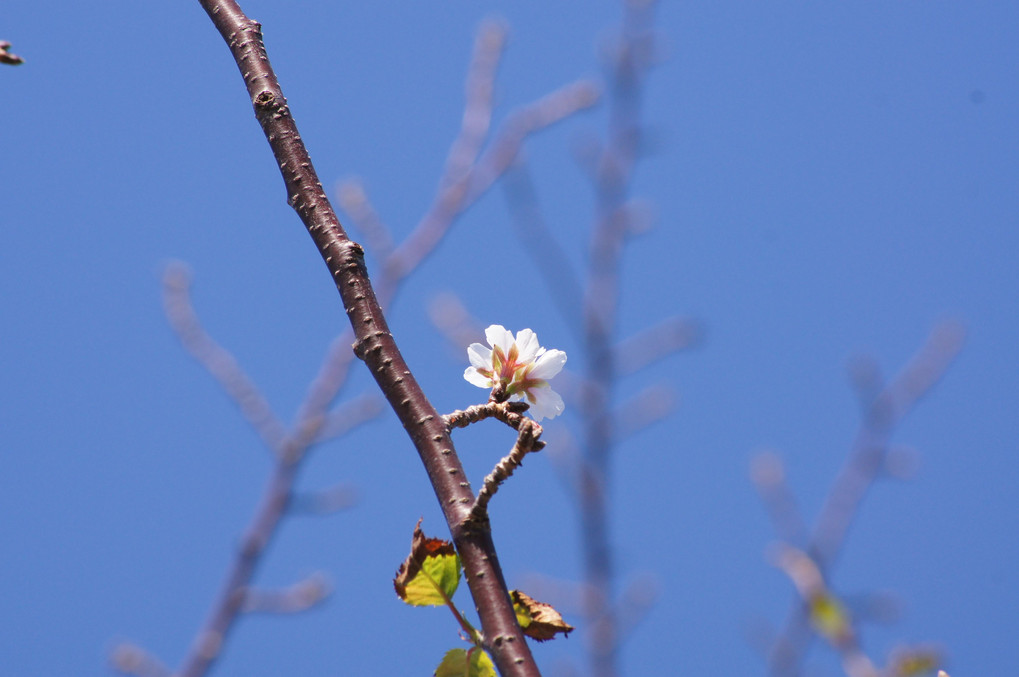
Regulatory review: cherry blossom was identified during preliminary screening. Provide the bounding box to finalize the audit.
[464,325,567,421]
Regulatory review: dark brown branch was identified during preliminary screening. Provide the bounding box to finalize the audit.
[196,2,540,675]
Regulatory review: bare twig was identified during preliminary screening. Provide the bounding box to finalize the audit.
[471,419,543,521]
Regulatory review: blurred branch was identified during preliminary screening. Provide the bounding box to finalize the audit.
[290,482,359,516]
[575,3,661,676]
[766,321,965,676]
[810,320,966,572]
[428,292,485,359]
[162,261,288,455]
[613,383,675,439]
[613,316,701,375]
[751,451,808,548]
[312,392,385,443]
[0,40,24,65]
[385,77,600,285]
[242,572,332,614]
[109,644,171,677]
[335,179,394,262]
[502,160,586,334]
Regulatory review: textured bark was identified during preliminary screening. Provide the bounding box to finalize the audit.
[195,2,539,675]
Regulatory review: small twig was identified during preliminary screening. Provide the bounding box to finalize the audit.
[162,262,288,455]
[444,399,534,432]
[0,40,24,65]
[471,418,543,521]
[242,572,332,614]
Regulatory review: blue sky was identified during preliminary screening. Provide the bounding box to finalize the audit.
[1,2,1016,675]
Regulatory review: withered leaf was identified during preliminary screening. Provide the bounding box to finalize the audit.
[394,519,461,606]
[510,589,574,642]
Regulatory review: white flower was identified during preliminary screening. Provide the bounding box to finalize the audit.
[464,325,567,421]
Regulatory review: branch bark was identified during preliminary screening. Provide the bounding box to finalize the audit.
[196,2,539,675]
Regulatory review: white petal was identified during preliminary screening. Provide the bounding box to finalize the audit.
[527,386,565,421]
[467,343,492,369]
[529,349,567,380]
[464,367,493,388]
[514,329,541,363]
[485,324,514,353]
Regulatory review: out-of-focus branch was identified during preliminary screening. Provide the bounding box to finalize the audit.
[766,322,965,676]
[162,262,289,455]
[502,161,586,334]
[810,321,966,572]
[612,383,675,439]
[613,317,701,376]
[576,3,660,676]
[312,392,385,443]
[751,451,808,549]
[290,482,359,517]
[110,644,171,677]
[242,572,332,614]
[0,40,24,65]
[385,77,600,285]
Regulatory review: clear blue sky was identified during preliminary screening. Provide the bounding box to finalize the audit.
[2,2,1016,675]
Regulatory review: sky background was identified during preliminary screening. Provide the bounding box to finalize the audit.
[2,1,1017,676]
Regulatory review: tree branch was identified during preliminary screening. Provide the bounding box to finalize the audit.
[196,2,540,675]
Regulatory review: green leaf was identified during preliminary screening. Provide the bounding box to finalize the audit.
[394,519,462,606]
[434,648,497,677]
